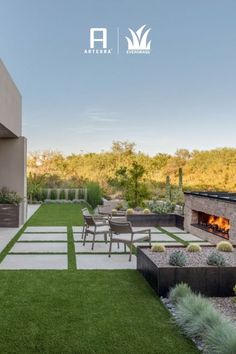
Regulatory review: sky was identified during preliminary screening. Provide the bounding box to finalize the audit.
[0,0,236,156]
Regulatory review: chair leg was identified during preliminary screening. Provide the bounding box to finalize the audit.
[129,243,132,261]
[81,225,85,240]
[92,233,95,250]
[104,232,107,243]
[109,238,112,258]
[83,227,88,246]
[149,231,151,247]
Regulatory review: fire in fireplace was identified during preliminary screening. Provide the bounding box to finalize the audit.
[194,211,230,239]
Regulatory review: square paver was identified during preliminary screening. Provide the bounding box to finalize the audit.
[0,255,68,269]
[133,234,174,242]
[74,234,107,242]
[132,227,161,234]
[76,254,136,269]
[24,226,67,233]
[134,242,183,247]
[151,234,175,242]
[19,233,67,241]
[72,226,84,233]
[175,233,205,242]
[74,242,128,253]
[10,242,67,253]
[161,227,187,233]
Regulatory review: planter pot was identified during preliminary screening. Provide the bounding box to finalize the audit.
[137,246,236,297]
[0,204,20,227]
[127,213,184,229]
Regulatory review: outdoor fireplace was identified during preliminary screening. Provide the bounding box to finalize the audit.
[184,192,236,244]
[193,211,230,239]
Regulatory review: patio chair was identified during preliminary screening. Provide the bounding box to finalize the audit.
[81,208,108,240]
[83,214,110,250]
[108,220,151,261]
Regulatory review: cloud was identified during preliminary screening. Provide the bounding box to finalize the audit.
[83,108,120,123]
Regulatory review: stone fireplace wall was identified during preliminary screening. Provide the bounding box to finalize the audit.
[184,194,236,245]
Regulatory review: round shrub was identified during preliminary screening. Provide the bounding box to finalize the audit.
[207,251,226,267]
[126,208,134,215]
[143,208,151,214]
[169,250,186,267]
[169,283,192,304]
[186,244,202,252]
[151,244,166,252]
[216,241,233,252]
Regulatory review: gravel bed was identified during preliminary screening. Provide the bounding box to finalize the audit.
[209,297,236,323]
[142,246,236,267]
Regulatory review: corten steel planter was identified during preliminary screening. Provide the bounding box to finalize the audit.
[0,204,20,227]
[127,213,184,229]
[137,246,236,297]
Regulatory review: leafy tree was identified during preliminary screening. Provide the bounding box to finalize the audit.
[115,162,150,207]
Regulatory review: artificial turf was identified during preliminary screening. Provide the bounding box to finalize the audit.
[0,204,199,354]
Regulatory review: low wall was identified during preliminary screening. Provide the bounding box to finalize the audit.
[127,213,184,229]
[137,247,236,297]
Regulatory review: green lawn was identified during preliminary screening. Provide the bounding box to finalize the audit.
[0,204,199,354]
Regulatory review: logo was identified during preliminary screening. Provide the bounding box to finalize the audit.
[84,25,151,55]
[126,25,151,54]
[84,28,112,54]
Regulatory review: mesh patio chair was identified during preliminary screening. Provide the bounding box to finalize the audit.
[108,220,151,261]
[81,208,109,240]
[83,214,110,250]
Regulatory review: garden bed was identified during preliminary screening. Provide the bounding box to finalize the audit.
[137,246,236,297]
[127,213,184,228]
[0,204,20,227]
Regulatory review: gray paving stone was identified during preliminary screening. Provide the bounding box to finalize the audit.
[0,255,68,269]
[151,234,175,242]
[72,226,84,233]
[74,242,127,253]
[174,233,204,242]
[24,226,67,233]
[10,242,67,254]
[132,227,161,233]
[131,233,174,242]
[74,234,107,242]
[76,254,136,269]
[134,242,182,247]
[19,233,67,241]
[161,227,187,233]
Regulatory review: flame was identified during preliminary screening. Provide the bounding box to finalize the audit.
[208,215,230,232]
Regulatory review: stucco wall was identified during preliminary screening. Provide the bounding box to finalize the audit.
[0,59,21,137]
[0,137,27,225]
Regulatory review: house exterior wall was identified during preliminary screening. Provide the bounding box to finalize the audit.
[0,137,27,224]
[0,59,27,225]
[0,59,21,137]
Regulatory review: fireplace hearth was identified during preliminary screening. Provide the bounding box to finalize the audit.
[184,192,236,245]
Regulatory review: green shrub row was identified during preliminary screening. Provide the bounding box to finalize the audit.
[169,284,236,354]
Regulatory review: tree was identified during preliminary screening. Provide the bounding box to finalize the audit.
[115,162,150,207]
[111,141,136,155]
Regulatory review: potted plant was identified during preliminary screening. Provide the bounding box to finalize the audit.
[0,187,22,227]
